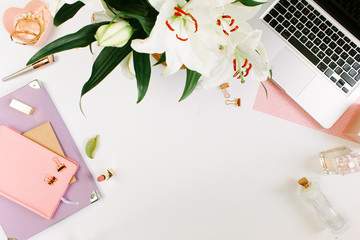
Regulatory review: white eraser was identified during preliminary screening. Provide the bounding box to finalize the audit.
[9,99,34,115]
[0,224,7,240]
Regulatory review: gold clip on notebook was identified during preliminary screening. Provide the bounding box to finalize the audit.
[0,126,78,220]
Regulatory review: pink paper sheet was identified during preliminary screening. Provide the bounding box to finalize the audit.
[253,80,360,141]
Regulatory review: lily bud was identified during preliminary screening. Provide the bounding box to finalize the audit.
[95,20,133,47]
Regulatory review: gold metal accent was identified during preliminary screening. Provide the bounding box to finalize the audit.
[53,157,66,172]
[11,13,43,45]
[225,98,241,107]
[2,56,54,82]
[220,83,230,98]
[90,190,100,203]
[298,177,310,189]
[44,174,57,185]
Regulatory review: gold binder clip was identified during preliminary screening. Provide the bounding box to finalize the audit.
[225,98,241,107]
[219,83,230,98]
[53,157,66,172]
[44,174,57,185]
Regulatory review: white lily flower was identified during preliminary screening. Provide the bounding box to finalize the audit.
[198,29,270,89]
[131,0,232,77]
[197,2,270,88]
[212,2,262,54]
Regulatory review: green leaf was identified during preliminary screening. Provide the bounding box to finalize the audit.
[233,0,267,6]
[133,51,151,103]
[27,22,109,65]
[86,135,99,159]
[105,0,158,35]
[89,43,93,55]
[112,10,156,35]
[53,1,85,26]
[179,69,201,102]
[153,53,166,66]
[106,0,157,16]
[81,42,133,99]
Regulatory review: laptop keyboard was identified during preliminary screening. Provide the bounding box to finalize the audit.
[335,0,360,21]
[263,0,360,94]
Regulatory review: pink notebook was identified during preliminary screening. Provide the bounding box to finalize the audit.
[0,126,78,220]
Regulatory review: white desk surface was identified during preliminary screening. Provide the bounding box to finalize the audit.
[1,1,360,240]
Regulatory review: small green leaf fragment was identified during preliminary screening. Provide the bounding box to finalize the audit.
[261,81,268,99]
[179,68,202,102]
[154,53,166,66]
[233,0,267,6]
[86,135,99,159]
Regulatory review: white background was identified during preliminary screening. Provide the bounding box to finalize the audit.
[1,0,360,239]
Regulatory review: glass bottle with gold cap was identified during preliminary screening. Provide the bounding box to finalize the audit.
[297,177,348,233]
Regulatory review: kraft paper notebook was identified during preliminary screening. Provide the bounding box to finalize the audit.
[23,121,66,158]
[23,121,76,184]
[0,126,78,220]
[0,80,100,240]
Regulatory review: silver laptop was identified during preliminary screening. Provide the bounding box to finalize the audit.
[260,0,360,128]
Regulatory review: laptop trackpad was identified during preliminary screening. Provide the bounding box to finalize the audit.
[272,47,316,96]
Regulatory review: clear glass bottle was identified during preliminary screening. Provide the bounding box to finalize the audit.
[319,146,360,175]
[297,177,348,233]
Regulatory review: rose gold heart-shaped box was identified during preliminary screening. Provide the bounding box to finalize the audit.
[3,0,53,46]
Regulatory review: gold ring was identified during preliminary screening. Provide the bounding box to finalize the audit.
[11,16,43,45]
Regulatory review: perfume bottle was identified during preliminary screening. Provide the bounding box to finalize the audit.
[319,146,360,175]
[297,177,348,233]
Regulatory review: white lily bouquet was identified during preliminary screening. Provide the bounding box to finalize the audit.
[28,0,271,103]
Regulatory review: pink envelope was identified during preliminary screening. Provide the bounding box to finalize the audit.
[253,80,360,141]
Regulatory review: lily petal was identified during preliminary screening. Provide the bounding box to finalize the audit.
[92,11,113,23]
[188,0,234,8]
[148,0,186,11]
[162,49,184,76]
[83,0,104,12]
[131,1,179,53]
[225,3,262,23]
[120,52,135,79]
[198,55,233,89]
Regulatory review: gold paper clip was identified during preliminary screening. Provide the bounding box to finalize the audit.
[53,157,66,172]
[226,98,241,107]
[219,83,230,98]
[44,174,57,185]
